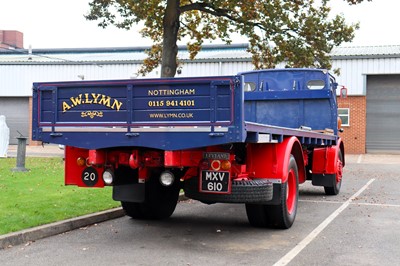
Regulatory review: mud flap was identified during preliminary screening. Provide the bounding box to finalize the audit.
[312,173,336,187]
[268,183,283,205]
[113,183,145,203]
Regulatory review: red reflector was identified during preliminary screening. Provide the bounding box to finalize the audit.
[211,160,221,171]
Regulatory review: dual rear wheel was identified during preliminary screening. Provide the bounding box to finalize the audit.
[121,169,181,220]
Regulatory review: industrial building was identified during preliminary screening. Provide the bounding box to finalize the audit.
[1,30,400,154]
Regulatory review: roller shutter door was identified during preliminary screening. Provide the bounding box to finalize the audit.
[366,75,400,153]
[0,97,29,145]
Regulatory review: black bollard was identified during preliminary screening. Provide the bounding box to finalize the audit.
[11,136,29,172]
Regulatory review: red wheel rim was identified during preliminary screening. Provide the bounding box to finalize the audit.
[336,158,343,183]
[286,169,296,215]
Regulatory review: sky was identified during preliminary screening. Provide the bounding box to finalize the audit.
[0,0,398,49]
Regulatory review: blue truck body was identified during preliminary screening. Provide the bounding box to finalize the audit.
[32,68,344,229]
[32,69,338,150]
[33,76,244,150]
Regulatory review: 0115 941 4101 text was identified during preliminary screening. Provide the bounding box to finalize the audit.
[147,99,195,107]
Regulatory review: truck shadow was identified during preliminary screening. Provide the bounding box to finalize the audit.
[119,201,313,254]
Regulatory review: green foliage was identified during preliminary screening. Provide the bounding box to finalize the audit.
[0,157,120,235]
[86,0,369,76]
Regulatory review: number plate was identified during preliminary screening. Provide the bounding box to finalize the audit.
[82,167,99,187]
[200,171,230,194]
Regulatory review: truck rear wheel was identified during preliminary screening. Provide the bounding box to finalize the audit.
[324,150,343,195]
[245,155,299,229]
[122,169,180,220]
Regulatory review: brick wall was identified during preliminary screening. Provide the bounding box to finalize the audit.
[337,96,366,154]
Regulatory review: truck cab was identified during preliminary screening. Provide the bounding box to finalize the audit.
[242,69,339,134]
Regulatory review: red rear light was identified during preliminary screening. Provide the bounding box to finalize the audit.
[211,160,221,171]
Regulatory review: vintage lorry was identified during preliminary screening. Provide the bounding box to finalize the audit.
[32,68,344,229]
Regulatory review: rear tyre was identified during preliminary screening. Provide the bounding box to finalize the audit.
[266,155,299,229]
[245,204,269,227]
[121,201,145,219]
[122,169,181,220]
[324,150,343,196]
[245,155,299,229]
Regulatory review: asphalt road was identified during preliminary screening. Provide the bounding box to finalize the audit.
[1,160,400,266]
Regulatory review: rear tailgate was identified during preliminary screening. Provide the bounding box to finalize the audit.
[32,77,245,150]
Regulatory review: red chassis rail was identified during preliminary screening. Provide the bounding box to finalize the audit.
[64,137,344,190]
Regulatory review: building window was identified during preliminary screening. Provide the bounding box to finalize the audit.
[338,108,350,126]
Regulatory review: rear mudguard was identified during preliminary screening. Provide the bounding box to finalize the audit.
[313,138,344,174]
[312,138,345,186]
[246,136,306,184]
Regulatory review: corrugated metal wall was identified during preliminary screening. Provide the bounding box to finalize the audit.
[3,57,400,97]
[0,61,254,97]
[0,64,142,96]
[332,57,400,95]
[177,61,253,77]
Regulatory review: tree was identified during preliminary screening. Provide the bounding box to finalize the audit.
[86,0,370,77]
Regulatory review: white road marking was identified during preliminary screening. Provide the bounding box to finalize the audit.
[349,202,400,208]
[357,155,363,164]
[273,178,376,266]
[300,199,400,208]
[299,199,343,204]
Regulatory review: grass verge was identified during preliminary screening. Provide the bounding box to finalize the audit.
[0,157,120,235]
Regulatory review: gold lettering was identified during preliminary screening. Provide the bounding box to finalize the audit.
[84,93,93,104]
[62,92,123,113]
[91,93,101,104]
[111,99,123,111]
[62,102,71,112]
[70,94,82,106]
[98,95,111,108]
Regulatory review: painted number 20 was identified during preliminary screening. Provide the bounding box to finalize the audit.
[83,171,96,181]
